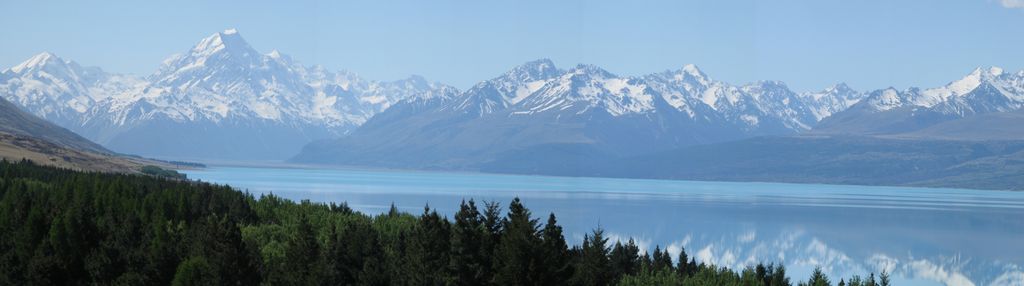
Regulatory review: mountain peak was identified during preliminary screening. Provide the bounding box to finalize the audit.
[192,29,254,56]
[267,49,282,58]
[523,58,555,68]
[569,64,615,78]
[507,58,557,73]
[942,66,1005,96]
[969,66,1004,77]
[828,82,853,93]
[9,52,66,74]
[493,59,561,85]
[662,64,711,85]
[681,64,705,77]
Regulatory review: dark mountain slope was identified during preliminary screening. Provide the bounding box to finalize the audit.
[484,135,1024,190]
[0,96,110,154]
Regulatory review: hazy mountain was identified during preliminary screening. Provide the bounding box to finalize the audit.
[487,135,1024,190]
[815,67,1024,135]
[292,60,864,168]
[893,109,1024,141]
[0,29,453,160]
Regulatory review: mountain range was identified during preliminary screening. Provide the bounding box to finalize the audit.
[291,60,1024,172]
[3,29,1023,189]
[0,29,450,160]
[815,66,1024,138]
[291,59,872,169]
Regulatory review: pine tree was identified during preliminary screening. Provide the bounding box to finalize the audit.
[450,200,487,285]
[651,246,673,273]
[609,239,640,281]
[282,213,323,285]
[879,270,891,286]
[676,246,690,277]
[325,219,386,285]
[481,200,504,283]
[404,206,452,285]
[171,256,220,286]
[538,213,571,284]
[807,266,831,286]
[770,264,790,286]
[493,198,540,286]
[571,228,611,286]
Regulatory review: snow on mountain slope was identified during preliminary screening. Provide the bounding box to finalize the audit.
[451,59,562,116]
[513,64,659,116]
[799,83,865,121]
[291,59,872,169]
[643,65,852,132]
[814,66,1024,135]
[856,67,1023,114]
[0,29,453,160]
[0,52,145,128]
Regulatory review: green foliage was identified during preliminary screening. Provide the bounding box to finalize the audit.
[140,165,187,179]
[0,160,892,285]
[572,228,611,286]
[618,269,683,286]
[172,256,219,286]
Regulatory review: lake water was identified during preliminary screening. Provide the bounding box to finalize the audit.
[183,166,1024,286]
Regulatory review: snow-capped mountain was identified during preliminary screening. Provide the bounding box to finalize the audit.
[291,59,862,169]
[450,58,563,116]
[0,52,145,129]
[799,83,865,121]
[0,29,452,160]
[815,67,1024,135]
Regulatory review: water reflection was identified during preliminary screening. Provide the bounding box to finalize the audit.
[626,228,1023,286]
[184,166,1024,286]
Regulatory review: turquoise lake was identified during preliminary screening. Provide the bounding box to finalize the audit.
[184,166,1024,286]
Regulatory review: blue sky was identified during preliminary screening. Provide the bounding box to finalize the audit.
[1,0,1022,91]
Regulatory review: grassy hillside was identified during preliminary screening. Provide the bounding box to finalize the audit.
[0,97,110,154]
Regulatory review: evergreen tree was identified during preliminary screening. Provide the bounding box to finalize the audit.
[771,264,791,286]
[404,206,452,285]
[651,246,673,273]
[538,213,571,284]
[480,200,504,283]
[638,252,653,275]
[279,213,323,285]
[493,198,540,286]
[325,219,386,285]
[879,270,891,286]
[571,228,611,286]
[171,256,219,286]
[848,275,863,286]
[807,266,831,286]
[609,239,640,281]
[676,246,690,277]
[450,199,488,285]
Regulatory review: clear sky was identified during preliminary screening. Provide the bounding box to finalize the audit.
[1,0,1022,92]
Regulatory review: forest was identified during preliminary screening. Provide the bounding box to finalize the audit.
[0,159,890,286]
